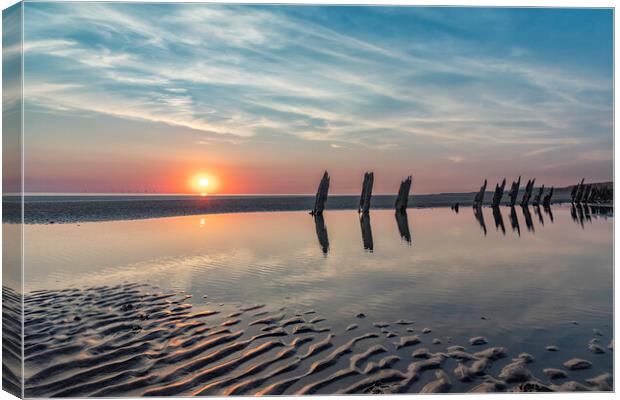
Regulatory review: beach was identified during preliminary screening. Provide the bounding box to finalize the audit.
[3,204,612,395]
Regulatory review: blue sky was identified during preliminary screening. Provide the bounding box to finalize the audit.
[21,4,613,194]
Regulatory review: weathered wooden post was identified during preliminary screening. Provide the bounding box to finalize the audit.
[507,176,521,207]
[473,179,487,208]
[358,172,374,214]
[542,187,554,207]
[532,184,545,206]
[311,171,330,216]
[522,205,534,232]
[582,184,592,204]
[520,178,535,206]
[491,178,506,207]
[572,178,585,203]
[395,175,412,213]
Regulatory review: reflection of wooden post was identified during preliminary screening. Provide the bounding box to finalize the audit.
[491,178,506,207]
[360,213,374,251]
[314,214,329,255]
[311,171,330,216]
[473,179,487,208]
[395,176,412,212]
[473,205,487,235]
[509,206,520,236]
[542,187,554,207]
[507,176,521,207]
[521,205,534,232]
[395,210,411,244]
[358,172,374,214]
[492,206,505,234]
[532,184,544,206]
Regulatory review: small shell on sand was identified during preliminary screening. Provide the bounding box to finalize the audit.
[346,324,358,331]
[563,358,592,371]
[469,336,488,345]
[422,328,432,334]
[543,368,567,379]
[373,322,390,328]
[393,335,421,349]
[588,343,606,354]
[432,338,441,345]
[406,328,414,332]
[394,319,414,325]
[545,345,559,352]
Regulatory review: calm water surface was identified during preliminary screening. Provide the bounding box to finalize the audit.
[23,205,613,387]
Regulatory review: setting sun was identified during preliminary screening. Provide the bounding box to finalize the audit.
[189,173,218,194]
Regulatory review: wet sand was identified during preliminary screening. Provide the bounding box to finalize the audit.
[17,283,612,396]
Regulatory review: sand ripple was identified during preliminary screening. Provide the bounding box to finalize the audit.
[14,284,612,396]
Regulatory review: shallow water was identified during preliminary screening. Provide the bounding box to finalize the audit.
[21,205,613,394]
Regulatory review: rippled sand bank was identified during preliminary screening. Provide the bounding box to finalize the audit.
[12,284,612,396]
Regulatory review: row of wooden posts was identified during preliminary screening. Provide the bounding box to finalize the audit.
[472,176,554,208]
[310,171,412,216]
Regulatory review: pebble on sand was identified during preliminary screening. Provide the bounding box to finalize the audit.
[432,338,441,345]
[545,345,559,352]
[592,328,603,337]
[373,322,390,328]
[422,328,432,334]
[516,353,535,363]
[608,340,613,350]
[356,312,366,318]
[586,373,613,391]
[563,358,592,371]
[469,336,488,345]
[394,335,421,349]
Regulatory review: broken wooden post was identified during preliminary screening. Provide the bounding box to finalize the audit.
[582,184,592,203]
[311,171,330,216]
[473,179,487,208]
[395,175,412,213]
[358,172,374,214]
[507,176,521,207]
[520,178,535,206]
[542,187,554,207]
[491,178,506,207]
[572,178,585,203]
[532,184,545,206]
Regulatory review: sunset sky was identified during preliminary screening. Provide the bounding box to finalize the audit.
[20,4,613,194]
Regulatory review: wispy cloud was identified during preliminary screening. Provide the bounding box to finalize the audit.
[21,4,612,187]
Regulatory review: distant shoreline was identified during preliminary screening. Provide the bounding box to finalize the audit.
[3,188,609,224]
